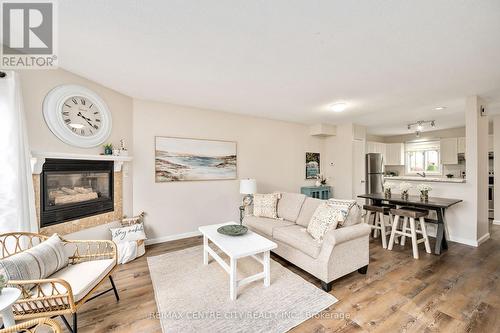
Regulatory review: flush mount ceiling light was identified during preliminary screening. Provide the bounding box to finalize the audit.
[407,120,435,136]
[330,102,348,112]
[433,106,446,111]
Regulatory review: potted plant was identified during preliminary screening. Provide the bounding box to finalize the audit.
[399,182,412,200]
[383,183,394,198]
[417,183,432,202]
[103,143,113,155]
[315,174,328,187]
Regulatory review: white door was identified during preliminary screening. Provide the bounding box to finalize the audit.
[353,140,366,204]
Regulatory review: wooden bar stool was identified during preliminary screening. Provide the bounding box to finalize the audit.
[363,205,394,249]
[388,207,431,259]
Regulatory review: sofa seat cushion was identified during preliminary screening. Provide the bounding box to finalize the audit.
[273,225,322,259]
[46,259,115,302]
[277,192,306,222]
[244,216,294,237]
[295,197,323,227]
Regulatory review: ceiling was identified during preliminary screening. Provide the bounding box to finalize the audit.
[59,1,500,136]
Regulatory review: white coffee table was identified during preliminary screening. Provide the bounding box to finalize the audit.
[199,222,277,301]
[0,287,21,328]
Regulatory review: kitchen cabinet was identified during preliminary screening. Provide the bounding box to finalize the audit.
[385,143,405,165]
[457,137,466,154]
[440,138,458,164]
[366,141,386,163]
[488,135,494,153]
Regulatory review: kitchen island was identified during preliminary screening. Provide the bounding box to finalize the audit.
[358,193,462,254]
[376,177,481,247]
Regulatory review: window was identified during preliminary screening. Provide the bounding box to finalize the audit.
[405,141,441,175]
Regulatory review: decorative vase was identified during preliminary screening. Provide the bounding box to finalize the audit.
[384,189,391,199]
[420,190,429,202]
[401,191,409,200]
[315,180,321,187]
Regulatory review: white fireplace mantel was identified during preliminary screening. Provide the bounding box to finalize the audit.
[31,151,133,174]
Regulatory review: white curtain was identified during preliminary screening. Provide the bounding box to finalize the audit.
[0,71,37,233]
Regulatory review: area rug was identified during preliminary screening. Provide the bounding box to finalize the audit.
[147,245,338,333]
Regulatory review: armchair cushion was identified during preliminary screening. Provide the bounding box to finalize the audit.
[45,259,115,302]
[0,234,68,283]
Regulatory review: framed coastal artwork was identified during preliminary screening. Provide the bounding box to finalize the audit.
[305,152,320,179]
[155,136,237,182]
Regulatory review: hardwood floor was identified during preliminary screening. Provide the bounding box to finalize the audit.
[72,225,500,332]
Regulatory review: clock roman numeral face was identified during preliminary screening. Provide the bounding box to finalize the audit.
[61,96,102,137]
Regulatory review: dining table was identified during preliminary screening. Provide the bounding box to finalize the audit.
[357,193,463,255]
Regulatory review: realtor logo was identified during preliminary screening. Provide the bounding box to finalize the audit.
[1,0,58,68]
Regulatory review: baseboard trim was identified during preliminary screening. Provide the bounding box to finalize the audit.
[492,220,500,226]
[448,233,490,247]
[145,231,202,246]
[477,233,490,245]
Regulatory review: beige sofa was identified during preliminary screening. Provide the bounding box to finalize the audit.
[243,192,371,291]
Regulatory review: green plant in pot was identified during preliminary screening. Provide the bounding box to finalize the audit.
[0,274,6,294]
[103,143,113,155]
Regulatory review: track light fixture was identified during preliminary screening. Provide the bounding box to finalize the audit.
[407,120,435,136]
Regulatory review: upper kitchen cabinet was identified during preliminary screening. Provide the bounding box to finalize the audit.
[457,137,466,154]
[385,143,405,165]
[440,138,458,164]
[366,141,386,162]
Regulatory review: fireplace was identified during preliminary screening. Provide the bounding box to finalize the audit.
[40,159,114,228]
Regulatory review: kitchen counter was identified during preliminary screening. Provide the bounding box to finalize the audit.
[384,176,466,183]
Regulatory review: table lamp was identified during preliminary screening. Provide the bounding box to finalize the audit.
[240,178,257,207]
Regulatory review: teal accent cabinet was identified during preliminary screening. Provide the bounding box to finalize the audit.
[301,186,332,199]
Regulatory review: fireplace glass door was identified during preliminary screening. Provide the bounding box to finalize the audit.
[46,171,110,207]
[41,159,114,227]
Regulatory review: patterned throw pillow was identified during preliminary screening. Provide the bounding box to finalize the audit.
[307,202,344,241]
[328,199,360,227]
[253,193,280,218]
[0,234,68,283]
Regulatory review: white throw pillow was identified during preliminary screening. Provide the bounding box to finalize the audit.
[110,223,146,243]
[253,193,280,219]
[0,234,68,284]
[328,199,360,227]
[307,202,344,242]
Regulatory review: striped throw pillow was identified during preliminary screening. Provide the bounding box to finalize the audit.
[0,234,69,282]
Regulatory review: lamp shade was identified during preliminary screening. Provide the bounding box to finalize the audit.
[240,178,257,194]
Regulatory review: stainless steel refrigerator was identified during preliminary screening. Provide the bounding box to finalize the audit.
[365,153,384,194]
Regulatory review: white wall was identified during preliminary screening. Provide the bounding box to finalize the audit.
[18,69,134,215]
[323,123,355,199]
[132,99,324,242]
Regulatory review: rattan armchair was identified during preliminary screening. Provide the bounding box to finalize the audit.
[0,232,120,333]
[0,317,62,333]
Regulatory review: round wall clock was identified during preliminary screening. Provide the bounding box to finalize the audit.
[43,85,112,148]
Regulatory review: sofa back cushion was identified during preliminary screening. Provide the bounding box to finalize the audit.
[277,192,306,222]
[295,197,323,227]
[0,234,68,283]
